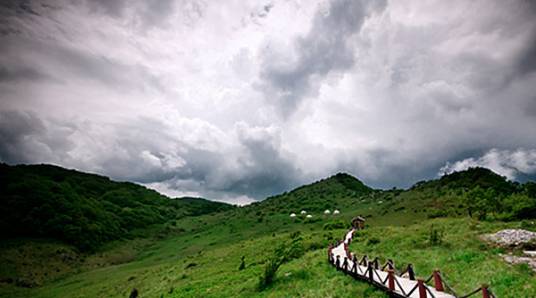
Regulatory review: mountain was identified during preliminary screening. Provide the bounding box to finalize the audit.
[250,172,374,214]
[0,163,234,251]
[411,167,517,194]
[1,165,535,297]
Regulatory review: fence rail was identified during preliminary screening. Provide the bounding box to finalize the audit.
[327,229,496,298]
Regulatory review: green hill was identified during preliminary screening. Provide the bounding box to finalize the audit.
[1,165,535,297]
[0,163,234,251]
[412,167,517,194]
[249,172,373,214]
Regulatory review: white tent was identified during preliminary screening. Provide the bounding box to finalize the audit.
[300,210,307,215]
[333,210,340,215]
[306,214,312,218]
[324,209,331,214]
[290,213,296,217]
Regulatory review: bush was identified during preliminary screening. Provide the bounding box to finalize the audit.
[238,256,246,270]
[323,220,346,230]
[427,209,448,219]
[428,225,444,246]
[367,237,381,246]
[258,234,304,290]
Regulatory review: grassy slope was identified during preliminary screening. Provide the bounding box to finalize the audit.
[4,217,534,298]
[1,169,535,297]
[351,218,536,297]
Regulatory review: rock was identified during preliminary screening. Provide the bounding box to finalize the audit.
[501,254,536,272]
[524,251,536,257]
[483,229,536,247]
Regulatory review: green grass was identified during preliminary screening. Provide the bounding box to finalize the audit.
[1,167,535,297]
[2,213,535,297]
[349,218,536,298]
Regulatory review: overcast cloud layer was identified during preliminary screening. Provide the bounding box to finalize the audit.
[1,0,536,204]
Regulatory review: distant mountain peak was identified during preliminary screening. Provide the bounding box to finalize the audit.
[328,172,372,192]
[412,166,516,194]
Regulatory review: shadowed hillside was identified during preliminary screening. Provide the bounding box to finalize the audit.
[0,163,234,251]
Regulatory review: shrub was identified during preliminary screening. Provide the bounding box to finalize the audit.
[427,209,448,219]
[323,220,346,230]
[258,235,304,290]
[367,237,381,246]
[428,225,444,246]
[238,256,246,270]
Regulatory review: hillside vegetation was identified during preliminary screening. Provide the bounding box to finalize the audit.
[0,164,234,251]
[1,165,535,297]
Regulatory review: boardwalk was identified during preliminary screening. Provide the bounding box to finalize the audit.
[328,229,494,298]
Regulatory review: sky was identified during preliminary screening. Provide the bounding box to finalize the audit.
[1,0,536,205]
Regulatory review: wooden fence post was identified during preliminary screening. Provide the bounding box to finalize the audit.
[387,269,395,291]
[433,270,444,291]
[407,264,415,280]
[373,257,379,270]
[387,259,394,270]
[360,255,368,266]
[418,279,427,298]
[368,262,374,282]
[482,284,490,298]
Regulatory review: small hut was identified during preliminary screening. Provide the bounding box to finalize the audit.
[351,216,366,230]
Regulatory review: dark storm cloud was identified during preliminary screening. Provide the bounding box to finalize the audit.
[84,0,194,29]
[0,110,300,200]
[517,32,536,76]
[132,122,302,199]
[162,140,301,199]
[84,0,127,17]
[0,36,164,92]
[0,1,165,92]
[0,0,41,16]
[0,110,75,164]
[1,0,536,204]
[258,0,386,116]
[0,110,44,163]
[0,66,52,83]
[222,125,302,198]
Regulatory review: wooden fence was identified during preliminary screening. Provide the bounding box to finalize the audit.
[327,229,497,298]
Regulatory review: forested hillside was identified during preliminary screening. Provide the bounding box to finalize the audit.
[0,164,234,251]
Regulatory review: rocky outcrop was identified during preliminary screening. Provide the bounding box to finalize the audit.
[484,229,536,272]
[501,252,536,271]
[483,229,536,247]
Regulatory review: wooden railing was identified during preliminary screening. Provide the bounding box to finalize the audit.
[327,229,497,298]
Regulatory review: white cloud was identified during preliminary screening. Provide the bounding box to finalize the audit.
[439,148,536,180]
[1,0,536,202]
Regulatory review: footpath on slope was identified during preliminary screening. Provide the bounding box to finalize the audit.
[327,229,496,298]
